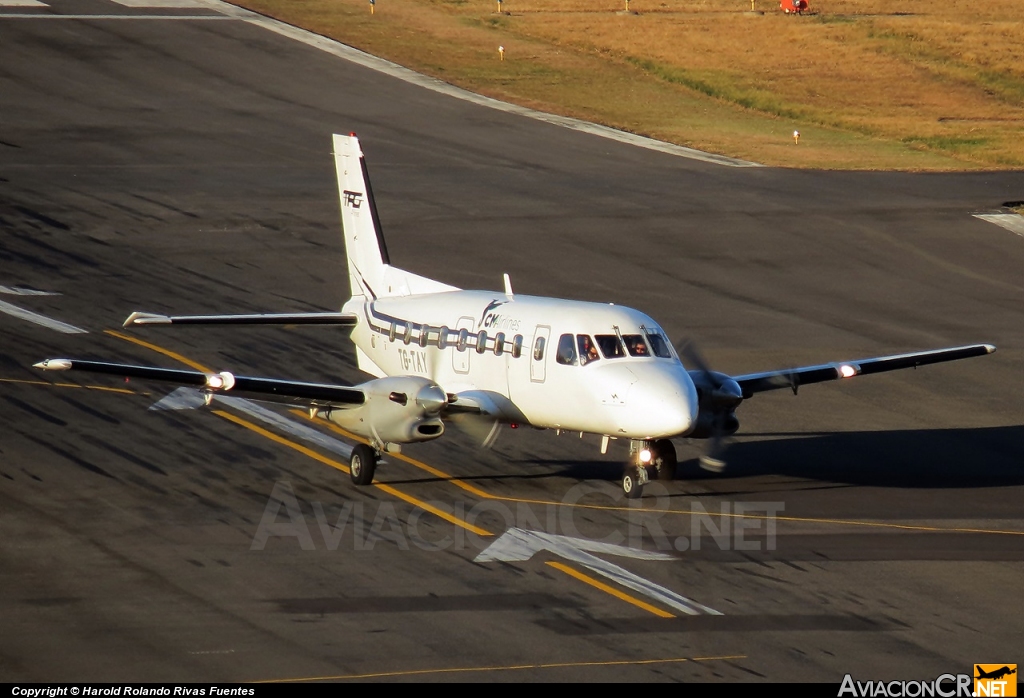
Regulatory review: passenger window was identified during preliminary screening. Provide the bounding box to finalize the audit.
[512,334,523,358]
[555,334,577,365]
[595,334,625,359]
[622,334,649,357]
[457,328,469,352]
[494,332,505,356]
[577,335,600,366]
[476,330,488,354]
[419,325,430,348]
[438,326,450,349]
[533,335,546,361]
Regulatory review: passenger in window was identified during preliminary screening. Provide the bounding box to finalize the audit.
[577,335,600,365]
[623,335,650,357]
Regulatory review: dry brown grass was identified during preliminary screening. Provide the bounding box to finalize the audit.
[232,0,1024,169]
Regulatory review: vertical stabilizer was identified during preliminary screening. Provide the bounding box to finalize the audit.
[333,134,459,300]
[334,133,390,299]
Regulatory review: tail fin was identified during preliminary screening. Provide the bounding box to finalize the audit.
[333,134,457,300]
[334,133,390,299]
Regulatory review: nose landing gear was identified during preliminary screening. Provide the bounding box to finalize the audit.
[623,438,677,498]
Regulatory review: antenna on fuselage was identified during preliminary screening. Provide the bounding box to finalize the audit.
[503,273,514,298]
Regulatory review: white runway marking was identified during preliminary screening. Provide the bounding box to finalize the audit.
[974,212,1024,238]
[0,285,60,296]
[109,0,217,6]
[477,527,722,616]
[0,299,87,334]
[219,395,356,459]
[151,387,355,459]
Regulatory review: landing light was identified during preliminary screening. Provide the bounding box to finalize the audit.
[205,371,236,391]
[839,364,857,378]
[638,448,653,464]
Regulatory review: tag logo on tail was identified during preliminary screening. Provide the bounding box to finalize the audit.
[343,190,364,209]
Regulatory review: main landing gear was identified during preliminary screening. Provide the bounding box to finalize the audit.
[349,443,379,486]
[622,438,677,499]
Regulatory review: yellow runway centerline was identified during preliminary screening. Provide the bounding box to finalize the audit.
[255,653,747,682]
[291,409,497,500]
[105,329,212,372]
[296,409,1024,538]
[212,409,492,538]
[219,407,679,614]
[546,561,675,618]
[0,377,141,395]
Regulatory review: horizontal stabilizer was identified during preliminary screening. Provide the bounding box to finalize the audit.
[34,358,365,407]
[124,311,358,328]
[734,344,995,397]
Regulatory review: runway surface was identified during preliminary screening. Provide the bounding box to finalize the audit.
[2,0,1024,682]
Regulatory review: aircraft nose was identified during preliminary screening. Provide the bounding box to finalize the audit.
[624,363,698,437]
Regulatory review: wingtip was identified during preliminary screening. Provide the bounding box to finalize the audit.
[34,359,72,371]
[984,343,997,354]
[123,311,170,328]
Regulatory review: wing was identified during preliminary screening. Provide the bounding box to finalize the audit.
[123,311,358,328]
[34,358,364,407]
[733,344,995,398]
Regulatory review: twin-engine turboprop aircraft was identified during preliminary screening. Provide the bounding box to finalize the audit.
[35,134,996,498]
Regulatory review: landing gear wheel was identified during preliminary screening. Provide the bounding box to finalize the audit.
[653,438,677,481]
[349,444,378,486]
[622,466,645,499]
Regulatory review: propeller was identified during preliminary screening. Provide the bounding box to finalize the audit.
[676,339,744,473]
[447,412,502,449]
[442,393,503,449]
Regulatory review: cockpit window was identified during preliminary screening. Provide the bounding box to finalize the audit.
[622,334,650,357]
[595,334,625,359]
[642,327,674,359]
[577,335,600,366]
[555,333,577,365]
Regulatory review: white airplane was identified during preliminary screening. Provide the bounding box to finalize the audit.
[35,134,996,498]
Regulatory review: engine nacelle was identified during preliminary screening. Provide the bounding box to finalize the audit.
[322,375,447,446]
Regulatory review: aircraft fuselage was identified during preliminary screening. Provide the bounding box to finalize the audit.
[345,289,699,440]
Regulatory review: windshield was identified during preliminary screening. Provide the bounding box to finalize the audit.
[621,334,650,357]
[595,334,625,359]
[641,326,673,359]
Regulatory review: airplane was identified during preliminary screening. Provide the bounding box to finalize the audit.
[976,667,1017,681]
[34,133,996,498]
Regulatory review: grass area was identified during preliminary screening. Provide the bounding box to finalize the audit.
[231,0,1024,170]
